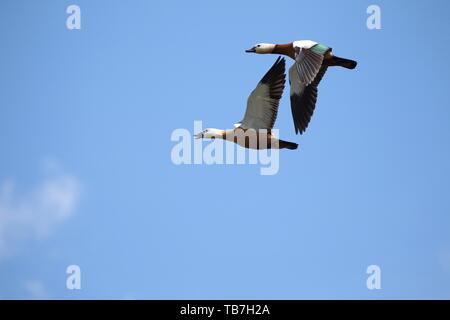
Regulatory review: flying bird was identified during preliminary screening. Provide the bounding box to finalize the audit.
[195,57,298,150]
[246,40,357,134]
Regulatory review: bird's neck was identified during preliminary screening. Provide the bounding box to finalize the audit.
[273,43,295,59]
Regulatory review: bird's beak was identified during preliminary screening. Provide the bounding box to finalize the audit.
[194,133,203,139]
[245,47,256,53]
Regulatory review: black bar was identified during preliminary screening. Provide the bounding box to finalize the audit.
[0,300,448,318]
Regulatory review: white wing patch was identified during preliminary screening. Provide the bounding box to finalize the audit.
[292,40,318,50]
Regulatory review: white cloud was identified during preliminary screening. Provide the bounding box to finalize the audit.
[0,166,81,259]
[23,280,49,299]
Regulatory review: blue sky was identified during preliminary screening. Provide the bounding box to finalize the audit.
[1,0,450,299]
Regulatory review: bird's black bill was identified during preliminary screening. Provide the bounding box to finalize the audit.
[245,48,256,53]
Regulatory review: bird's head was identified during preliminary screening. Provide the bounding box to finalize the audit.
[194,128,223,139]
[245,43,276,54]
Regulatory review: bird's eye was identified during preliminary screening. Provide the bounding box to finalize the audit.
[257,45,260,47]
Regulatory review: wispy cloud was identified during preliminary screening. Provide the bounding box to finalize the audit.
[0,164,81,259]
[23,280,49,300]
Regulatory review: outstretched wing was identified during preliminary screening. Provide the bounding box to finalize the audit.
[289,64,328,134]
[294,46,324,86]
[239,57,286,130]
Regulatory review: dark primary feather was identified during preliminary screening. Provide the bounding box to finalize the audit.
[239,57,286,130]
[290,65,328,134]
[260,56,286,100]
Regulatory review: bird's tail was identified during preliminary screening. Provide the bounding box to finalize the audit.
[279,140,298,150]
[328,56,357,69]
